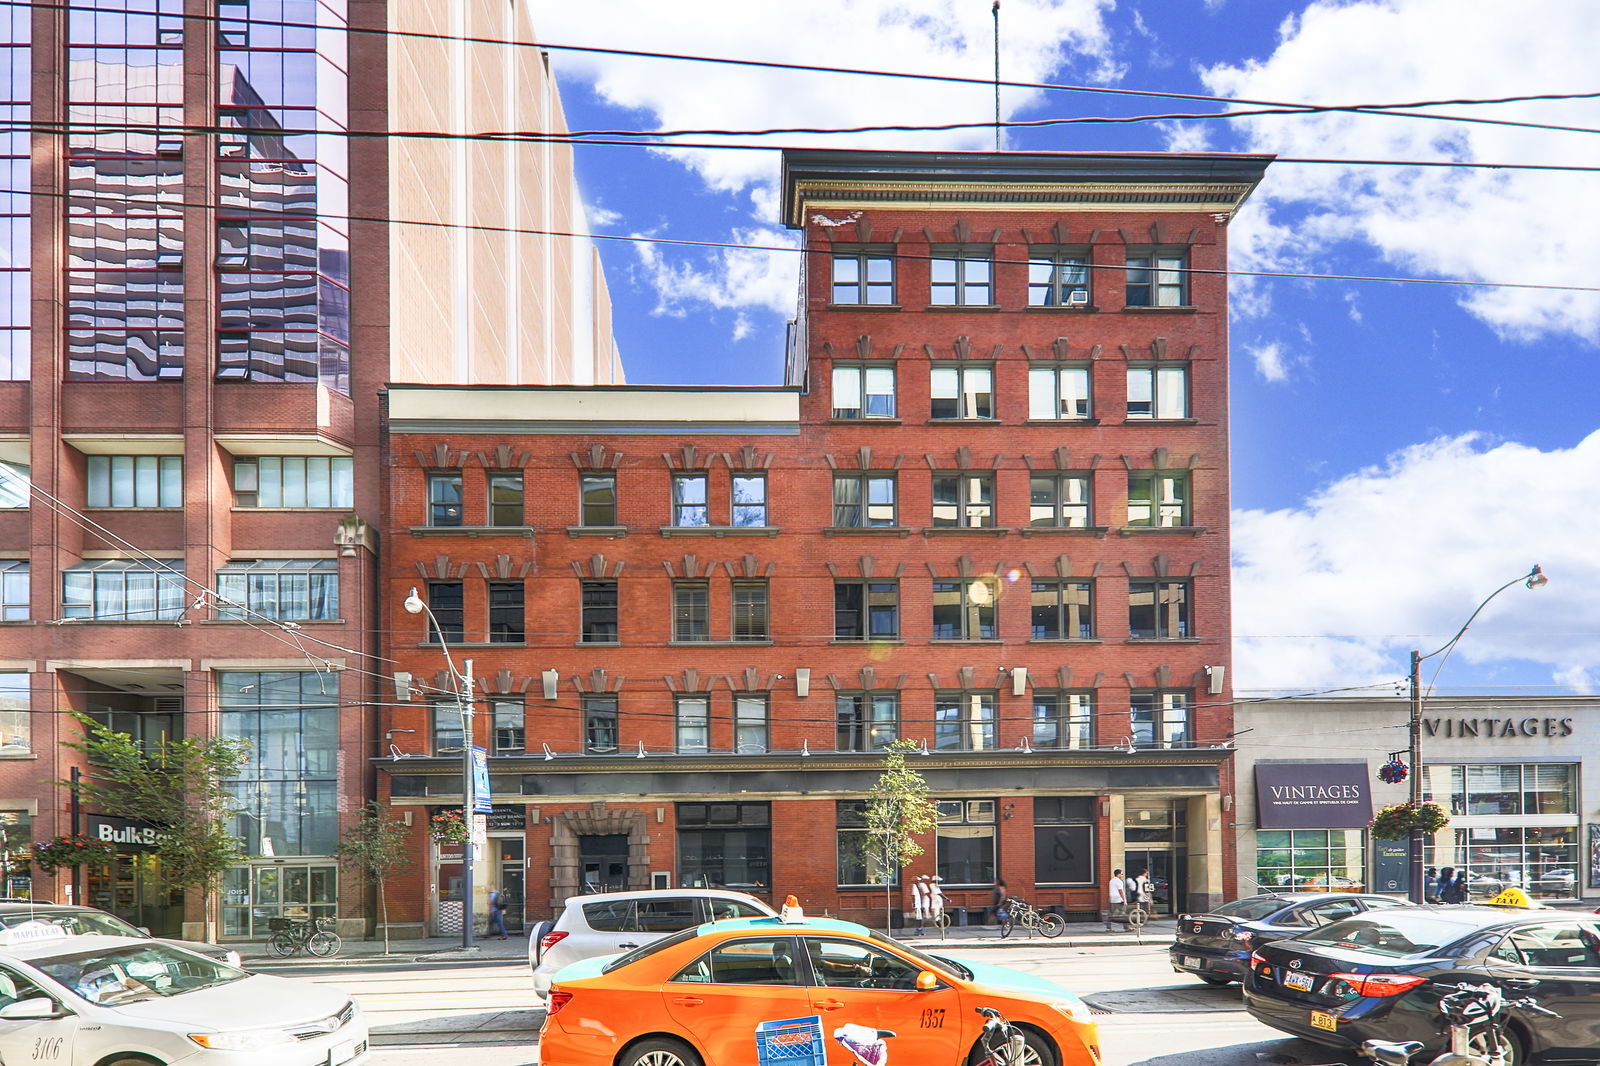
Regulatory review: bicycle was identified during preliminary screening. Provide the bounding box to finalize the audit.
[1360,983,1557,1066]
[266,915,342,958]
[998,898,1065,939]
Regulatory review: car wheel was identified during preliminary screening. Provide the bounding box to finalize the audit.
[619,1036,703,1066]
[965,1026,1056,1066]
[1197,974,1233,986]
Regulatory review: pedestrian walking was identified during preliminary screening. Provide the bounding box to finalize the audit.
[1134,868,1154,909]
[992,877,1010,927]
[909,875,930,935]
[929,876,946,929]
[1106,867,1128,931]
[1440,867,1468,904]
[487,888,509,939]
[1424,867,1441,904]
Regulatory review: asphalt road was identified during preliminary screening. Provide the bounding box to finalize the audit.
[284,941,1357,1066]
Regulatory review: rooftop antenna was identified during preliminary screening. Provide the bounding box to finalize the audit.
[992,1,1002,151]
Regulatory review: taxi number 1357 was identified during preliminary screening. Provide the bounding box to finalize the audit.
[919,1007,946,1029]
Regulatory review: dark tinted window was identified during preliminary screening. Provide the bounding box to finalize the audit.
[582,900,634,933]
[1212,898,1288,921]
[1298,913,1485,958]
[1304,899,1364,926]
[708,899,769,921]
[636,898,700,933]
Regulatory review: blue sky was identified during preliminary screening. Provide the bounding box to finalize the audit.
[532,0,1599,698]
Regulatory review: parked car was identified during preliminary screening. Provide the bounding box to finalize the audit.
[1243,904,1600,1062]
[0,902,243,967]
[0,923,365,1065]
[1171,892,1409,986]
[540,913,1100,1066]
[530,888,775,1003]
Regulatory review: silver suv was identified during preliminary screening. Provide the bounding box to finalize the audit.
[529,888,775,1002]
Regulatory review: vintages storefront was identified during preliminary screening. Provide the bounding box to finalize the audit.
[1235,696,1594,902]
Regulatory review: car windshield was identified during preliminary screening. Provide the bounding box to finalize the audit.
[32,943,246,1005]
[870,933,970,980]
[600,927,701,975]
[1211,899,1287,921]
[0,912,144,939]
[1298,914,1484,959]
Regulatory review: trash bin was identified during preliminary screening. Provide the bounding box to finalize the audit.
[947,906,968,927]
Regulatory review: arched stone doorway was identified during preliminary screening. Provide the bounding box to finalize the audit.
[548,804,651,909]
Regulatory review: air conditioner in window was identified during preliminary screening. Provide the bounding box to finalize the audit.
[1067,289,1090,306]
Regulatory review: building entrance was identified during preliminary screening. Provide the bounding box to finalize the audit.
[86,853,183,937]
[579,834,629,892]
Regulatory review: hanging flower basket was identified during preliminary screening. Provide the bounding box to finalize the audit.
[31,833,116,875]
[430,810,469,844]
[1377,758,1409,784]
[1368,801,1449,841]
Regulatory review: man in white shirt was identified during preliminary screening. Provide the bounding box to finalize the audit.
[1106,867,1128,931]
[1134,869,1154,909]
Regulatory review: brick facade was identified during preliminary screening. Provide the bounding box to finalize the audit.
[377,149,1270,936]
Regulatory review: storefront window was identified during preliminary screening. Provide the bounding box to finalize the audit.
[936,799,995,886]
[0,673,28,754]
[1424,762,1575,817]
[1034,798,1094,885]
[219,671,339,857]
[836,801,897,888]
[0,810,30,897]
[678,803,769,892]
[1255,829,1366,892]
[1428,825,1580,901]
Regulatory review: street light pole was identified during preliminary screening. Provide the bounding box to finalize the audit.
[1405,565,1548,903]
[405,587,478,950]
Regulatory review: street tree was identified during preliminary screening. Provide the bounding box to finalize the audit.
[64,714,251,941]
[334,801,414,954]
[864,738,940,933]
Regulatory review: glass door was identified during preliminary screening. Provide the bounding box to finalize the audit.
[496,838,525,933]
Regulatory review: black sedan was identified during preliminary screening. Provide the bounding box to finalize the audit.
[1171,892,1408,985]
[1244,905,1600,1064]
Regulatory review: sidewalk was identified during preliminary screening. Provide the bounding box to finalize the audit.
[241,919,1178,970]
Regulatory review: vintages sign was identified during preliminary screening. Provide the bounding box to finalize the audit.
[1255,763,1373,830]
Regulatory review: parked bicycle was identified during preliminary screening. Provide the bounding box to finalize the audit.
[972,1006,1045,1066]
[266,915,342,958]
[1360,983,1557,1066]
[998,898,1065,939]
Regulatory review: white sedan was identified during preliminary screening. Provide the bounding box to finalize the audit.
[0,923,367,1065]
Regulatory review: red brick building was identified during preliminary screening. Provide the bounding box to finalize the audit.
[379,149,1271,936]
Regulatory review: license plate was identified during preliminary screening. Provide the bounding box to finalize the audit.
[1310,1011,1337,1032]
[1183,956,1202,969]
[329,1040,359,1066]
[1282,971,1315,992]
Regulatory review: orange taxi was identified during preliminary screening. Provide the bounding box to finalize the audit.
[539,913,1101,1066]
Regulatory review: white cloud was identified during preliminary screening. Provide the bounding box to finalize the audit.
[1198,0,1600,344]
[1232,430,1600,694]
[536,0,1118,313]
[1246,341,1289,382]
[630,226,799,319]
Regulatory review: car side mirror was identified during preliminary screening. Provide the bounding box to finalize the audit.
[136,927,152,937]
[915,970,941,991]
[0,997,62,1021]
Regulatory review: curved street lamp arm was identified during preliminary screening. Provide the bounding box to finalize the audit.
[1418,565,1545,664]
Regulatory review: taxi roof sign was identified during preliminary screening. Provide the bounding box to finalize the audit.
[1482,886,1542,908]
[0,920,70,946]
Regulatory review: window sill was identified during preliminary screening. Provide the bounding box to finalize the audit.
[1122,306,1196,314]
[929,639,1003,645]
[828,418,903,426]
[83,507,182,513]
[659,525,779,538]
[1118,525,1206,537]
[0,753,36,760]
[1023,419,1099,427]
[921,526,1008,537]
[922,305,1001,312]
[575,640,622,647]
[668,639,775,648]
[1125,637,1202,644]
[830,638,903,646]
[827,303,902,312]
[233,507,353,513]
[1019,526,1109,538]
[823,526,912,537]
[1027,638,1102,645]
[54,619,191,625]
[419,641,526,649]
[203,618,348,626]
[922,419,1001,426]
[409,525,535,539]
[565,525,628,538]
[1025,305,1099,313]
[1121,418,1199,427]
